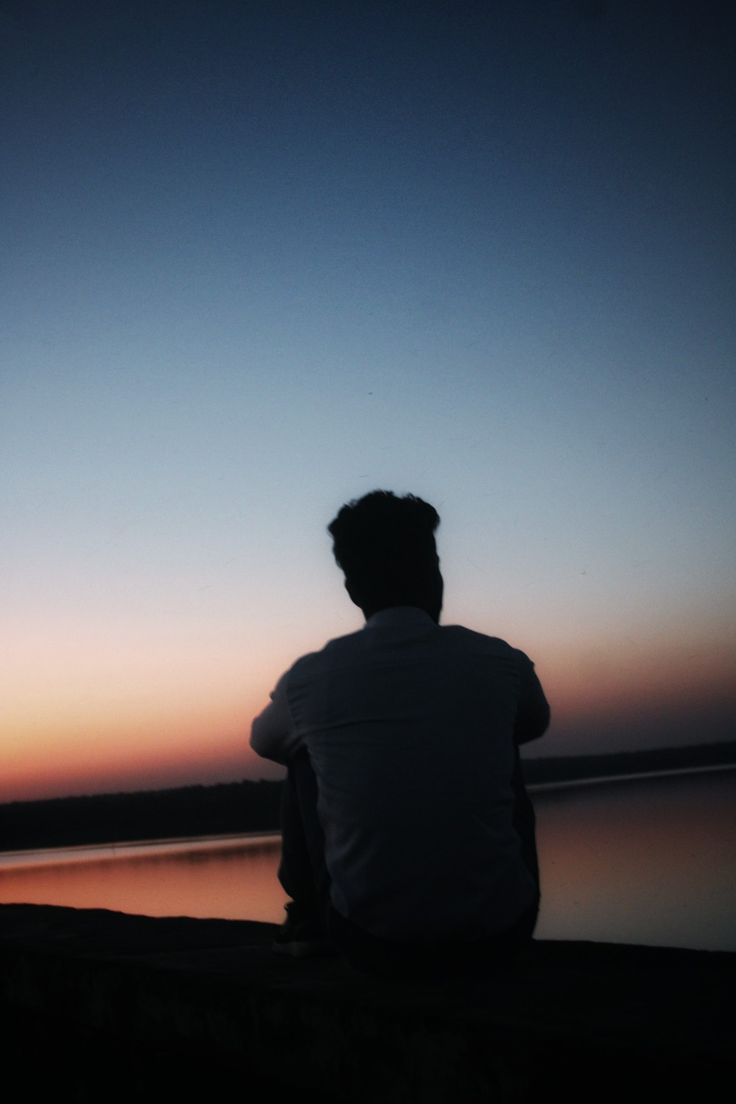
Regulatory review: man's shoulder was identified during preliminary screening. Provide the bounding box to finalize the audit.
[282,623,534,686]
[439,623,531,661]
[285,627,367,678]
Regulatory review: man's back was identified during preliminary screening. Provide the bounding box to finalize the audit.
[282,606,547,942]
[251,490,549,969]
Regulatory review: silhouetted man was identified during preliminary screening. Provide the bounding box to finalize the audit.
[251,490,549,977]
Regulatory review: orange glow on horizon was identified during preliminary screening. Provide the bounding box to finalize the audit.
[536,629,736,716]
[1,681,283,803]
[2,616,733,804]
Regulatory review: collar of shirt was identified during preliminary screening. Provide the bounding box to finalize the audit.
[363,606,437,630]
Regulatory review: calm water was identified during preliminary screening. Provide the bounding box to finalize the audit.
[1,770,734,951]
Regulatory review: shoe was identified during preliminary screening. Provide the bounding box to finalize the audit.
[271,901,336,959]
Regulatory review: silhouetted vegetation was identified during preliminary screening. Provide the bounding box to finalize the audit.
[521,740,736,786]
[0,779,282,853]
[1,741,733,854]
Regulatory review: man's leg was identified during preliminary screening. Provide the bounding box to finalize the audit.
[512,749,540,891]
[275,748,332,951]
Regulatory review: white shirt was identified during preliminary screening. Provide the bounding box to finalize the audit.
[251,606,549,941]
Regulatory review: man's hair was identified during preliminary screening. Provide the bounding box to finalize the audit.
[328,490,440,609]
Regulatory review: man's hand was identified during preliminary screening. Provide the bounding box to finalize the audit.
[250,671,303,764]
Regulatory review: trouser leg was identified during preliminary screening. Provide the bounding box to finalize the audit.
[277,748,331,919]
[512,750,540,890]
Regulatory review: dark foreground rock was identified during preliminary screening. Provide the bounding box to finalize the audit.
[0,904,732,1103]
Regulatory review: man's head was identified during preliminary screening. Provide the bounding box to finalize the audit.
[328,490,443,622]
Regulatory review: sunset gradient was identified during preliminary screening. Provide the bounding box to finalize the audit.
[2,2,734,802]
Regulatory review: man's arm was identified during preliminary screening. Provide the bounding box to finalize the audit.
[250,671,303,765]
[514,659,550,746]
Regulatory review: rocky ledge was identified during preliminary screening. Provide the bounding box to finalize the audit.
[0,904,732,1103]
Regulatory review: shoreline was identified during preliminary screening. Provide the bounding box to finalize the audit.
[527,758,736,793]
[1,762,734,862]
[0,829,281,866]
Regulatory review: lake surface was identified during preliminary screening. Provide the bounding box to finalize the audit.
[1,769,734,951]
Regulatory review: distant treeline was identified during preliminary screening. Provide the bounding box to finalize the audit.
[1,741,734,854]
[521,740,736,785]
[0,780,282,854]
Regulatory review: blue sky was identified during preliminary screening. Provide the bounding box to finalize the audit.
[2,1,734,799]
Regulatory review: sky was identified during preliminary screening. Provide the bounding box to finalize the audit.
[2,0,734,802]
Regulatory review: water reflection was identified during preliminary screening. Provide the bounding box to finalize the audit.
[0,833,287,922]
[1,772,733,949]
[533,770,736,950]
